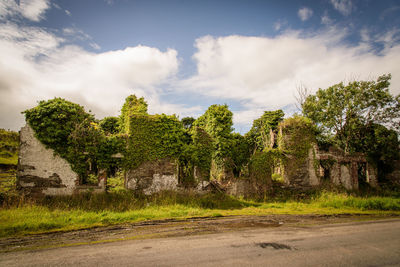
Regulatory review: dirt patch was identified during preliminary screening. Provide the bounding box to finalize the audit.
[0,214,398,253]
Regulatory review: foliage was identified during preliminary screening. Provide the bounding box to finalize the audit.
[99,117,120,135]
[302,74,400,153]
[119,95,148,133]
[106,171,126,193]
[124,114,185,169]
[278,115,316,158]
[23,98,100,181]
[249,151,273,182]
[193,104,234,172]
[96,135,126,176]
[23,98,126,183]
[24,98,94,157]
[229,133,251,176]
[190,127,214,174]
[194,104,233,139]
[347,123,400,181]
[0,129,19,166]
[181,117,195,130]
[246,110,284,152]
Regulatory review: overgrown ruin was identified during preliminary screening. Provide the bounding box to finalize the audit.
[16,95,398,197]
[17,125,106,195]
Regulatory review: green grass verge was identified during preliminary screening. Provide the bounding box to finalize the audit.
[0,191,399,238]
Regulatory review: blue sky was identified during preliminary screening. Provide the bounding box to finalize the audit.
[1,0,400,133]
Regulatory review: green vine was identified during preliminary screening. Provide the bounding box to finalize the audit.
[124,114,185,169]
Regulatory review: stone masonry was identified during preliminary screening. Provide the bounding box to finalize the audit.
[17,124,105,196]
[125,158,178,195]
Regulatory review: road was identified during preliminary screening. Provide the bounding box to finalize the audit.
[1,219,399,266]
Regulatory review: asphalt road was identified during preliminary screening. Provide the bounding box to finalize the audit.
[1,219,400,266]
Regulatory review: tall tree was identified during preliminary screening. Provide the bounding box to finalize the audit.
[302,74,400,153]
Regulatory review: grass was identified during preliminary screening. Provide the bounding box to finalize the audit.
[0,190,399,238]
[0,128,19,166]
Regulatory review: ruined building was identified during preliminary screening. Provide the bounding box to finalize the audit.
[16,98,396,197]
[17,125,106,195]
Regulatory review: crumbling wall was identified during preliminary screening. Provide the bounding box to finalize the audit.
[125,158,178,195]
[317,147,377,190]
[278,116,319,188]
[17,124,105,196]
[17,124,78,195]
[225,178,253,198]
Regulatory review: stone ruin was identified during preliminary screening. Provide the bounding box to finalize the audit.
[17,125,106,196]
[16,120,395,197]
[125,158,178,195]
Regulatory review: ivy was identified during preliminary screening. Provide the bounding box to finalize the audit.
[278,115,317,174]
[246,110,284,153]
[193,104,234,171]
[119,95,148,133]
[124,114,185,169]
[178,127,214,183]
[23,98,127,183]
[99,116,120,135]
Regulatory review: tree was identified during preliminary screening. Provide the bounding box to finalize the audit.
[348,123,399,180]
[245,110,284,153]
[229,133,250,177]
[100,116,120,135]
[193,104,233,159]
[181,117,195,130]
[23,98,99,182]
[302,74,400,153]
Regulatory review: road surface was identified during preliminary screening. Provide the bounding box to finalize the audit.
[1,218,399,266]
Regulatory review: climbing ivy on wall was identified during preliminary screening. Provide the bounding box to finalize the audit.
[23,95,322,188]
[119,95,148,133]
[278,115,316,158]
[179,127,214,183]
[24,98,125,183]
[193,104,234,164]
[277,115,317,178]
[24,98,97,181]
[99,116,120,135]
[124,114,185,169]
[190,127,213,173]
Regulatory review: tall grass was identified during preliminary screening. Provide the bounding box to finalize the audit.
[0,190,399,238]
[316,191,400,211]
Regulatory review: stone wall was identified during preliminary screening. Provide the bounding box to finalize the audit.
[317,147,377,190]
[282,147,319,188]
[225,178,253,198]
[280,144,378,190]
[17,124,105,196]
[125,158,178,195]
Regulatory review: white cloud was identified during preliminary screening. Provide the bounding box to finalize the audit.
[298,7,313,21]
[0,22,181,130]
[273,19,287,31]
[0,0,50,21]
[321,12,333,25]
[181,27,400,128]
[330,0,353,16]
[65,9,71,16]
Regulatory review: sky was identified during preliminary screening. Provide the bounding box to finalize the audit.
[1,0,400,133]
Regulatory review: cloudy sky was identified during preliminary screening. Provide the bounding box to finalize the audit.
[1,0,400,133]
